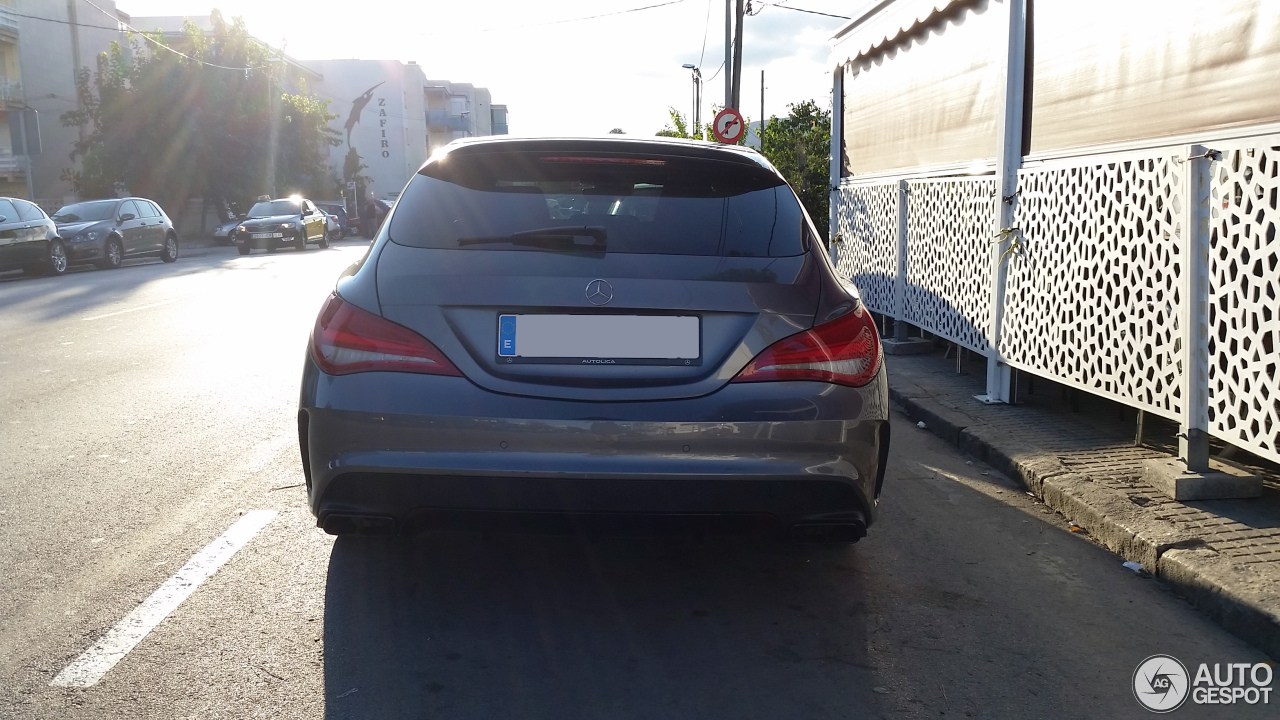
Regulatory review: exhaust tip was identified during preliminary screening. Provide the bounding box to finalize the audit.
[321,513,397,536]
[789,521,866,543]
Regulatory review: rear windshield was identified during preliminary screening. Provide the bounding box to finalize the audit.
[52,200,117,223]
[248,200,301,218]
[389,151,806,256]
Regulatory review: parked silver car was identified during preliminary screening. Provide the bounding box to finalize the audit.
[298,137,890,542]
[51,198,179,270]
[0,197,65,277]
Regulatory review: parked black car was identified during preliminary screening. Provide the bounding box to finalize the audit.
[51,197,179,270]
[0,197,66,276]
[233,197,329,255]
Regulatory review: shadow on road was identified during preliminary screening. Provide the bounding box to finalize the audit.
[323,532,877,720]
[0,239,370,323]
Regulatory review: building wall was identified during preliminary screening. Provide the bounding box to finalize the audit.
[401,62,427,186]
[16,0,126,205]
[423,80,503,153]
[310,59,428,203]
[0,0,22,190]
[472,87,492,136]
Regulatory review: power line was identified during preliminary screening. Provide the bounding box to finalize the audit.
[704,59,726,82]
[78,0,277,71]
[756,2,850,20]
[697,0,712,69]
[525,0,688,29]
[4,7,119,31]
[456,0,689,35]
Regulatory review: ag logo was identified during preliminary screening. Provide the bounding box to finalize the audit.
[1134,655,1190,713]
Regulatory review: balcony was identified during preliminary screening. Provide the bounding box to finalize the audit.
[0,78,23,102]
[0,7,17,35]
[0,152,28,175]
[425,109,471,132]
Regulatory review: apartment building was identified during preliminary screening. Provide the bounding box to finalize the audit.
[13,0,128,204]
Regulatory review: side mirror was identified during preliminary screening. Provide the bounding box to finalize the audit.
[0,215,7,223]
[118,213,135,222]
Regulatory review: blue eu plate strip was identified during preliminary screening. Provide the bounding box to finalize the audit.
[498,315,517,357]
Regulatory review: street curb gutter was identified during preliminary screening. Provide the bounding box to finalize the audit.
[889,386,1280,661]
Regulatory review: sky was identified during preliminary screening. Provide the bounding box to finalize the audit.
[114,0,870,137]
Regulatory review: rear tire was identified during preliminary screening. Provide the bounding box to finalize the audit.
[98,237,123,269]
[160,234,178,263]
[47,240,68,275]
[237,245,251,256]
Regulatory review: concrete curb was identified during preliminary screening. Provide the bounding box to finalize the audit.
[889,385,1280,661]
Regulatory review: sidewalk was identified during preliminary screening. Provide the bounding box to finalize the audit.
[886,348,1280,660]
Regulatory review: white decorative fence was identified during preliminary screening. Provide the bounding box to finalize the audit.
[834,131,1280,466]
[833,181,899,317]
[1207,136,1280,464]
[1003,152,1187,420]
[903,177,996,354]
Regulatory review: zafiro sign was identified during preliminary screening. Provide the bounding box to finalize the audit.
[310,59,428,204]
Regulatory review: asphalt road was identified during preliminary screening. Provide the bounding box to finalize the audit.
[0,241,1272,719]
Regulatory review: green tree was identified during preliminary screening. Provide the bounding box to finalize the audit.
[655,107,708,141]
[342,147,371,212]
[760,99,831,238]
[275,88,342,198]
[61,11,339,219]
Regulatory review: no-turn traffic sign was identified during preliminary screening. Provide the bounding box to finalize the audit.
[711,108,745,144]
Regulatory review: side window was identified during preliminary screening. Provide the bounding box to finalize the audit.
[137,201,159,218]
[14,200,46,222]
[0,199,18,223]
[305,201,317,215]
[119,201,140,220]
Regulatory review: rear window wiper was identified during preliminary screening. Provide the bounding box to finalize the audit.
[457,225,607,250]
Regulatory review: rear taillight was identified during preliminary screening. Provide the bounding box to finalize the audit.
[311,294,462,377]
[732,305,881,387]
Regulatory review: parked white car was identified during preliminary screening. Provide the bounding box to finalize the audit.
[323,212,342,242]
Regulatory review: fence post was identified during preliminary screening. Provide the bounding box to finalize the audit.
[893,179,909,340]
[829,66,843,248]
[978,0,1027,404]
[1179,145,1212,471]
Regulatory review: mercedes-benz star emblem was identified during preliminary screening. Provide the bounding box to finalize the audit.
[585,279,613,306]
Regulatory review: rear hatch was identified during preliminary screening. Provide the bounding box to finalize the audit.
[374,145,823,402]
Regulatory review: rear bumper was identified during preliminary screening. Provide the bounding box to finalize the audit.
[299,356,890,536]
[233,230,301,248]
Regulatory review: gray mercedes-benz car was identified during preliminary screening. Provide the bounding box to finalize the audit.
[298,137,889,541]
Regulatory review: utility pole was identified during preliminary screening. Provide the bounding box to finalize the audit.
[67,0,84,142]
[733,0,745,109]
[759,69,765,150]
[16,111,34,201]
[683,63,702,133]
[724,0,732,110]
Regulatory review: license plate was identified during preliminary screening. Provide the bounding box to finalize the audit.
[498,314,699,365]
[251,232,284,239]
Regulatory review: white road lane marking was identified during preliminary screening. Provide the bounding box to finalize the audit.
[50,510,277,688]
[81,299,173,322]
